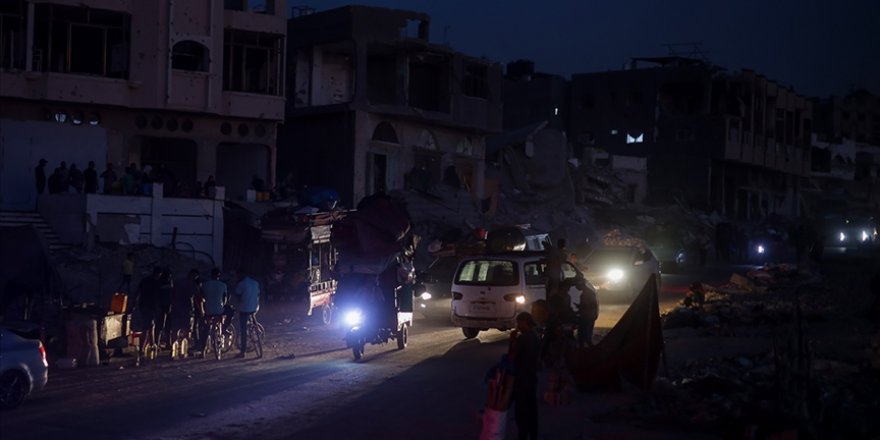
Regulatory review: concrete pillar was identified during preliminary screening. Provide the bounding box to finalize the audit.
[310,46,323,106]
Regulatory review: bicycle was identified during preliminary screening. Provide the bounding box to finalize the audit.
[243,313,265,358]
[204,315,236,360]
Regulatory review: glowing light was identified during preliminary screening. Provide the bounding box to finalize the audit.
[607,269,625,282]
[420,292,432,300]
[515,295,526,304]
[344,310,363,327]
[757,245,765,254]
[839,232,846,242]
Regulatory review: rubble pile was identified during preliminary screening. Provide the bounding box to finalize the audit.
[597,263,880,438]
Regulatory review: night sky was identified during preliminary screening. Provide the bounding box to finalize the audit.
[301,0,880,98]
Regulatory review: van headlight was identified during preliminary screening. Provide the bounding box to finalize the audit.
[515,295,526,304]
[607,268,625,283]
[343,309,363,327]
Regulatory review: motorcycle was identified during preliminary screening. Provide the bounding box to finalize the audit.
[340,277,414,361]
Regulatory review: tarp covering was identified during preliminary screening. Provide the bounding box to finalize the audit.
[569,274,664,391]
[333,195,411,258]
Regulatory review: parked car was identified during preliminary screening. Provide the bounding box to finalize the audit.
[582,246,661,302]
[450,252,588,339]
[0,327,48,409]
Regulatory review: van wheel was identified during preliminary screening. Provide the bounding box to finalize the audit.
[0,370,29,410]
[462,327,480,339]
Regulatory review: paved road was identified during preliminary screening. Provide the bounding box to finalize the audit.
[0,265,751,440]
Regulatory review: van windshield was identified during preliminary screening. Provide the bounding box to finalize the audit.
[455,260,519,286]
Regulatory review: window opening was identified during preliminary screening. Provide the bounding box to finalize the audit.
[223,30,282,95]
[172,41,209,71]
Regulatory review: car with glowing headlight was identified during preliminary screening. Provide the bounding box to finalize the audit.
[450,252,588,339]
[582,246,661,302]
[823,216,879,256]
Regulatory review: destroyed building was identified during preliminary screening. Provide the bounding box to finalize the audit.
[0,0,288,264]
[569,56,813,220]
[502,60,569,132]
[0,0,287,208]
[278,6,503,207]
[810,89,880,211]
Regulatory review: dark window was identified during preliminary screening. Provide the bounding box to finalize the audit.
[0,1,26,70]
[172,41,209,71]
[842,111,850,120]
[580,95,595,109]
[32,4,130,78]
[462,63,488,99]
[224,0,274,14]
[223,30,282,95]
[371,122,398,143]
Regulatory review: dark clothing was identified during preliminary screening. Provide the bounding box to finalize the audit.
[170,277,198,334]
[35,165,47,194]
[83,168,98,193]
[136,276,161,312]
[545,245,566,297]
[68,168,84,193]
[47,173,63,194]
[100,169,117,194]
[512,328,541,439]
[239,312,254,353]
[514,381,539,440]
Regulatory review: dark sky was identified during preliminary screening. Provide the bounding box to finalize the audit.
[300,0,879,98]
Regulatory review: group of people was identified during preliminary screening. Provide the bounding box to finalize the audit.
[130,260,261,359]
[34,159,101,195]
[35,159,219,199]
[482,239,600,440]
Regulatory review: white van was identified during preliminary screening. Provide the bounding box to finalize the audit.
[450,252,587,339]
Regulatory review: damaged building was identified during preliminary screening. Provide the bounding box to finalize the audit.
[278,6,503,207]
[810,89,880,211]
[0,0,287,209]
[569,56,812,220]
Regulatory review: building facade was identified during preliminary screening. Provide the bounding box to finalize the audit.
[0,0,287,210]
[569,57,812,219]
[279,6,502,207]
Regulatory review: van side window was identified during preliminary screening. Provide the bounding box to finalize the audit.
[524,263,545,285]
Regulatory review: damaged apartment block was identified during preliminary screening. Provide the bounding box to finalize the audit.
[279,6,503,206]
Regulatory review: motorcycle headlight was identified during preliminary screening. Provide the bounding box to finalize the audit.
[757,245,765,254]
[343,309,363,327]
[420,292,432,301]
[607,268,625,283]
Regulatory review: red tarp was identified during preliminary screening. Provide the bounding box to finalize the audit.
[569,274,664,391]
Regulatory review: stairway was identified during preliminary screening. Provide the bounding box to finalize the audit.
[0,211,68,252]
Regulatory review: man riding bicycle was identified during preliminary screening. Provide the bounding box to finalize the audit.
[199,268,228,354]
[232,268,260,358]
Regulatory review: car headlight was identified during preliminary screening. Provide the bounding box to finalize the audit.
[861,230,869,242]
[515,295,526,304]
[607,268,625,282]
[343,309,363,327]
[420,292,432,301]
[839,232,846,242]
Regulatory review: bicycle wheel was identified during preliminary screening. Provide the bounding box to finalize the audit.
[211,326,222,360]
[249,322,264,358]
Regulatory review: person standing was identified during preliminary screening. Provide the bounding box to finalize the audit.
[83,161,98,194]
[135,267,163,351]
[198,268,228,353]
[47,168,64,194]
[100,163,117,194]
[67,163,84,193]
[34,159,48,195]
[233,269,260,358]
[511,312,541,440]
[169,269,200,357]
[544,238,568,299]
[577,277,599,347]
[156,268,174,348]
[57,161,69,187]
